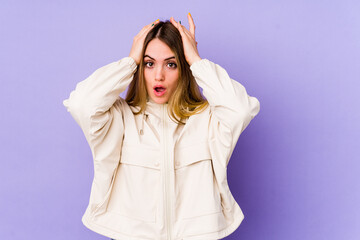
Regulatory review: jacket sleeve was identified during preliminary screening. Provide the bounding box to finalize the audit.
[190,59,260,169]
[62,56,137,211]
[63,57,137,141]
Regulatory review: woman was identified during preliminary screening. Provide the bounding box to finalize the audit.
[63,14,260,240]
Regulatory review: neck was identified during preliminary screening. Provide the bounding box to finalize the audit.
[148,97,168,105]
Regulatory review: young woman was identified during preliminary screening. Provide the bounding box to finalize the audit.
[63,14,260,240]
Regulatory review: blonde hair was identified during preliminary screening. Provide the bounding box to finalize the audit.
[125,20,209,125]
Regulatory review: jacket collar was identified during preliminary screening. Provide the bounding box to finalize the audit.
[137,97,188,135]
[144,96,168,116]
[138,97,168,135]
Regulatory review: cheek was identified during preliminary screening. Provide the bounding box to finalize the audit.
[169,71,179,88]
[168,77,179,91]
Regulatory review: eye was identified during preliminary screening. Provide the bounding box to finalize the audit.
[167,62,177,68]
[144,61,153,68]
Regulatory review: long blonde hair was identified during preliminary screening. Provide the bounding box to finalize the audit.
[125,20,209,125]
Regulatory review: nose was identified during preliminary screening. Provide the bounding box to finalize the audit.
[154,65,164,81]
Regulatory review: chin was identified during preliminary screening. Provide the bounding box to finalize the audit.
[152,97,168,104]
[156,99,168,104]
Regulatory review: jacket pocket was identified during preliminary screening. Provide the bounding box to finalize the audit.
[106,143,161,222]
[174,141,222,220]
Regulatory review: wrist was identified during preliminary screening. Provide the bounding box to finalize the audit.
[189,55,202,66]
[128,54,139,65]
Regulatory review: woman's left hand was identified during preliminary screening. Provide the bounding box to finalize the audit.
[170,14,202,66]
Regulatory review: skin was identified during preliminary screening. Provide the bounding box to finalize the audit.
[129,14,202,104]
[143,38,179,104]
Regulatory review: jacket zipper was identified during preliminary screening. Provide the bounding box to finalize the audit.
[163,104,172,240]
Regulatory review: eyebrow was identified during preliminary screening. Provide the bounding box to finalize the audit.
[144,55,175,61]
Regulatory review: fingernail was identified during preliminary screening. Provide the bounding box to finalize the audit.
[188,12,191,17]
[156,19,159,22]
[151,23,154,26]
[179,20,181,24]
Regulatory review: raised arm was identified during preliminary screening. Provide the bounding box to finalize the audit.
[171,14,260,168]
[63,19,160,143]
[62,19,161,213]
[190,59,260,168]
[63,57,137,142]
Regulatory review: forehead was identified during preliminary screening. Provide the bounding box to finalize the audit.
[144,38,174,60]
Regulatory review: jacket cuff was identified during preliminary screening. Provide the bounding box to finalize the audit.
[120,56,137,73]
[189,58,232,107]
[189,58,217,85]
[189,58,206,70]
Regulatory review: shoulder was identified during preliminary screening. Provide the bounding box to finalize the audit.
[186,103,211,124]
[115,97,141,115]
[112,97,131,114]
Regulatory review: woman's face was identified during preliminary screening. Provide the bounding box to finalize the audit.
[144,38,179,104]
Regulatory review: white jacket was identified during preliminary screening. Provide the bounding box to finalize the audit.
[63,56,260,240]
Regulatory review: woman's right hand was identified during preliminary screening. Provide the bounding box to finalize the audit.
[129,19,160,65]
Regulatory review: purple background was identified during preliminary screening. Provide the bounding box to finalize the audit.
[1,1,359,239]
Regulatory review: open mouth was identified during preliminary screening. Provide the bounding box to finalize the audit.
[154,87,166,92]
[153,86,167,96]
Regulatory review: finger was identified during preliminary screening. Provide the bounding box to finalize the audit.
[182,27,193,41]
[141,20,156,32]
[171,17,181,33]
[170,17,178,27]
[146,19,160,32]
[187,13,195,38]
[176,18,191,36]
[172,17,192,42]
[176,20,186,38]
[182,26,193,39]
[139,19,159,37]
[151,19,160,27]
[179,24,196,43]
[144,19,159,31]
[171,16,187,32]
